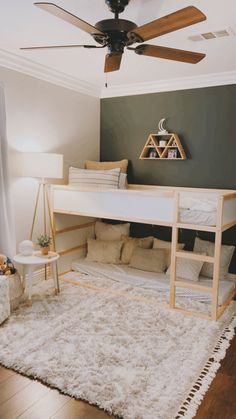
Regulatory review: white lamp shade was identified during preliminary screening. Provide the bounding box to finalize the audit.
[18,152,63,179]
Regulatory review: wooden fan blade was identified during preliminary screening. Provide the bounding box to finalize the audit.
[134,44,206,64]
[128,6,206,42]
[104,53,123,73]
[34,2,104,36]
[20,44,100,50]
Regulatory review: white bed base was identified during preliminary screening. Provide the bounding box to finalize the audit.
[51,184,236,321]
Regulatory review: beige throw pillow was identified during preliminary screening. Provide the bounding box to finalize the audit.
[95,220,130,241]
[86,239,123,264]
[85,159,128,174]
[121,236,153,264]
[129,248,167,273]
[194,237,235,279]
[153,238,185,267]
[166,251,205,282]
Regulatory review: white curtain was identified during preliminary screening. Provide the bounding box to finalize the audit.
[0,83,15,257]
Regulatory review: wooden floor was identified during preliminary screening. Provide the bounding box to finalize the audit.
[0,334,235,419]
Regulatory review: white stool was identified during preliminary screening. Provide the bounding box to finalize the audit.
[14,252,60,305]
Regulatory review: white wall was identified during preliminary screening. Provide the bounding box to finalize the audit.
[0,66,100,256]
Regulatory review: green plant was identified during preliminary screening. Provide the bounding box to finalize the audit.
[36,234,52,248]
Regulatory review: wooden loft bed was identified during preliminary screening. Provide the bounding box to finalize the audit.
[51,184,236,321]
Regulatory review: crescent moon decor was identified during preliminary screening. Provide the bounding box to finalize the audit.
[157,118,168,134]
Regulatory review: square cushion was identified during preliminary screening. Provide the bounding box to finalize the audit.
[95,220,130,241]
[193,237,235,279]
[166,251,205,282]
[85,159,128,174]
[86,239,123,264]
[153,238,185,267]
[121,236,154,264]
[129,247,167,273]
[69,167,120,189]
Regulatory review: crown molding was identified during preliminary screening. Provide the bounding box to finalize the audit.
[0,48,235,99]
[0,48,100,97]
[100,71,236,98]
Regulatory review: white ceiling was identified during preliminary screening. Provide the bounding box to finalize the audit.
[0,0,236,96]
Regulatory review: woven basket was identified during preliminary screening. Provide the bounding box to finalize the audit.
[8,272,25,311]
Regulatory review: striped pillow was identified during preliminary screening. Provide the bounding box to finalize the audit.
[69,167,120,189]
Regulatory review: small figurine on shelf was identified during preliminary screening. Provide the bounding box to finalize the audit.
[149,148,158,158]
[168,149,178,159]
[36,234,52,256]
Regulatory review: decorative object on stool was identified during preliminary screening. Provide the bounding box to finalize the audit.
[36,234,52,256]
[19,240,34,256]
[0,277,10,324]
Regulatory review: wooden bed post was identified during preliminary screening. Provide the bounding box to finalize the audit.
[169,191,179,308]
[211,197,224,320]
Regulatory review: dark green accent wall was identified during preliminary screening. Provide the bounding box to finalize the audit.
[100,84,236,272]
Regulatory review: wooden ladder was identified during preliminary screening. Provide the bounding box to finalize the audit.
[169,192,224,321]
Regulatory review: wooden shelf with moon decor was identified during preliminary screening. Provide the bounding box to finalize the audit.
[139,133,186,160]
[139,119,186,160]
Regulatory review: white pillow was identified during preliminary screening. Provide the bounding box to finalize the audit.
[86,239,123,264]
[166,251,205,282]
[193,237,235,279]
[95,220,130,241]
[69,167,120,189]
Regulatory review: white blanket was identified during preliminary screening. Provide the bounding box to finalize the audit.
[179,193,219,212]
[71,259,235,306]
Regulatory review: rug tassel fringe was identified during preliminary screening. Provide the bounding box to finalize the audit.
[175,314,236,419]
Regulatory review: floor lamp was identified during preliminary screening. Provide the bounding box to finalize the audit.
[19,152,63,250]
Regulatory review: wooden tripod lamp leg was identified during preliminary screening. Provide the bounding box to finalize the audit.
[29,182,42,241]
[45,184,56,251]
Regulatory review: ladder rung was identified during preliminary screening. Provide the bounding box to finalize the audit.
[174,280,213,293]
[175,251,215,263]
[171,306,211,320]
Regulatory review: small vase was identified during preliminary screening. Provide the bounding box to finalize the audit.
[41,246,49,256]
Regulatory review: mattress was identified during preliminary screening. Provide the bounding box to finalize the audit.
[179,209,216,226]
[72,259,235,306]
[179,193,218,225]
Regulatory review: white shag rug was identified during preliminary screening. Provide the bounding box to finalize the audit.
[0,280,235,419]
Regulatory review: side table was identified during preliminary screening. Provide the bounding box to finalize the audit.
[13,252,60,305]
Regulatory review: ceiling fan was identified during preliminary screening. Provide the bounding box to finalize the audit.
[21,0,207,73]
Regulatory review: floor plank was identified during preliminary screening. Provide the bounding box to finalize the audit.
[51,398,117,419]
[17,388,70,419]
[0,366,14,385]
[0,373,30,405]
[0,379,49,419]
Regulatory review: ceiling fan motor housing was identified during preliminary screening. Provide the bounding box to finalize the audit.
[94,18,137,54]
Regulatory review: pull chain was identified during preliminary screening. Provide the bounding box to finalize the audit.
[105,73,108,88]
